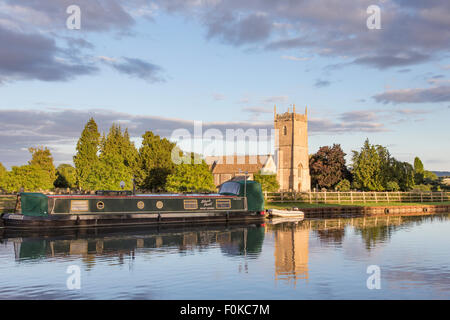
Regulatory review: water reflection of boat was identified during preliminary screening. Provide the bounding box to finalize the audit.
[1,222,265,262]
[1,181,266,229]
[219,227,265,257]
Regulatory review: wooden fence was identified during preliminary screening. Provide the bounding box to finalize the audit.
[0,195,17,213]
[265,191,450,204]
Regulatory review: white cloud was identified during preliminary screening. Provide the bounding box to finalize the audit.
[281,55,310,61]
[262,95,289,104]
[212,93,226,101]
[373,85,450,104]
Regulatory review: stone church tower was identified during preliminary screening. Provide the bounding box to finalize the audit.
[274,105,311,192]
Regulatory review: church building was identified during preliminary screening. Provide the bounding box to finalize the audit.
[274,105,311,192]
[207,104,311,192]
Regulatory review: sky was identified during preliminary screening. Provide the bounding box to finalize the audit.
[0,0,449,170]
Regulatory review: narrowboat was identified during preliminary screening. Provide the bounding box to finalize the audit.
[1,180,266,229]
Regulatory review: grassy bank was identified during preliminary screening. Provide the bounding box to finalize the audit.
[266,201,450,210]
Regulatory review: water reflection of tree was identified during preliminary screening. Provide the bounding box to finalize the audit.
[314,229,346,245]
[353,214,449,250]
[353,225,394,250]
[267,213,449,250]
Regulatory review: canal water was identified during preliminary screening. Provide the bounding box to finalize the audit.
[0,214,449,299]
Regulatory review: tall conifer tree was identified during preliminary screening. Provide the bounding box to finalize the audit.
[95,123,138,190]
[139,131,176,191]
[413,156,425,184]
[28,146,56,183]
[351,139,385,191]
[74,118,100,190]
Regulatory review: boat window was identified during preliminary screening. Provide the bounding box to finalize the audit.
[219,182,240,195]
[96,201,105,210]
[184,199,198,210]
[216,199,231,209]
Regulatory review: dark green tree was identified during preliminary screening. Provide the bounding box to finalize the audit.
[74,118,101,190]
[88,155,133,190]
[94,124,138,190]
[2,165,54,192]
[352,139,415,191]
[351,139,386,191]
[391,160,415,191]
[54,164,77,188]
[413,157,425,184]
[423,170,438,183]
[100,125,140,174]
[253,171,280,192]
[335,179,351,191]
[28,146,56,183]
[386,181,400,191]
[139,131,177,191]
[310,144,351,189]
[166,160,216,193]
[413,156,438,187]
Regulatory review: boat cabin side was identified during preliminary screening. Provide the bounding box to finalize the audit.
[14,181,264,216]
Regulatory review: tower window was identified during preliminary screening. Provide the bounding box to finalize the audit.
[283,126,287,135]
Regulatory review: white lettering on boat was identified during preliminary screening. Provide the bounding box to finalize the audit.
[70,200,89,212]
[8,214,24,220]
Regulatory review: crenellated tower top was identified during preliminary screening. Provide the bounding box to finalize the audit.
[274,104,308,122]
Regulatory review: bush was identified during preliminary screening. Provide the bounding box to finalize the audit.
[412,184,432,192]
[335,179,351,191]
[166,162,216,193]
[253,172,279,192]
[386,181,400,191]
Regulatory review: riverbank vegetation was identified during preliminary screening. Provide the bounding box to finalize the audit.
[0,118,215,193]
[0,120,447,194]
[309,140,445,193]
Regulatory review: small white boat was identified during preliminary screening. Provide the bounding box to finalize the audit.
[268,217,304,225]
[267,209,305,218]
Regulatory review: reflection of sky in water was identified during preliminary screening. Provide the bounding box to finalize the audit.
[0,214,449,299]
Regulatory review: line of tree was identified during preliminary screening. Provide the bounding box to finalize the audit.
[309,139,440,192]
[0,147,56,192]
[1,123,443,194]
[0,118,215,193]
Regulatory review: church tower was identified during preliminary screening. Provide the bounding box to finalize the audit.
[274,105,311,192]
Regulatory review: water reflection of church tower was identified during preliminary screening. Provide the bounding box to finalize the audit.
[274,226,309,285]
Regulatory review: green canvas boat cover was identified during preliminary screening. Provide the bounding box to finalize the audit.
[20,193,49,217]
[219,180,264,212]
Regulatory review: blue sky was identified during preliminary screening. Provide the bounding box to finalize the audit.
[0,0,449,170]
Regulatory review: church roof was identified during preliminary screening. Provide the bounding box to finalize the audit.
[206,155,272,174]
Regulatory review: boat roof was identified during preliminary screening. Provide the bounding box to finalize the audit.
[45,193,235,199]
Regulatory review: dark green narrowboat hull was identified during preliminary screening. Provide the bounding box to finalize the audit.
[2,196,265,230]
[1,211,265,229]
[1,181,266,229]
